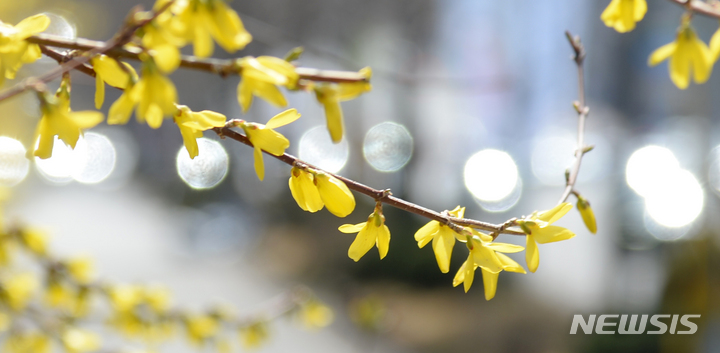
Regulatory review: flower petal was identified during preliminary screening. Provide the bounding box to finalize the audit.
[526,235,539,273]
[338,223,366,233]
[315,173,355,217]
[481,268,499,301]
[536,202,572,224]
[348,226,376,262]
[414,221,440,248]
[265,109,301,129]
[431,228,455,273]
[485,242,524,253]
[376,225,390,259]
[253,146,265,181]
[533,225,575,244]
[497,253,526,274]
[648,42,677,67]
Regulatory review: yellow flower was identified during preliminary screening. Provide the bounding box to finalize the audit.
[577,196,597,234]
[600,0,647,33]
[0,14,50,85]
[452,231,525,300]
[144,286,172,314]
[175,0,252,57]
[289,167,324,213]
[239,109,300,180]
[239,322,269,349]
[66,257,94,284]
[3,273,38,310]
[19,227,48,256]
[128,60,178,128]
[90,55,137,109]
[61,328,101,353]
[108,284,143,312]
[298,300,334,329]
[517,203,575,273]
[185,315,219,344]
[237,56,298,112]
[174,105,227,159]
[32,90,104,159]
[648,24,712,89]
[313,67,372,143]
[141,2,186,73]
[107,85,138,125]
[414,206,465,273]
[4,332,51,353]
[338,205,390,261]
[314,171,355,217]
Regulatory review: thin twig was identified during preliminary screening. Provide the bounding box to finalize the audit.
[669,0,720,18]
[214,126,525,235]
[26,34,369,83]
[558,31,588,205]
[0,2,173,103]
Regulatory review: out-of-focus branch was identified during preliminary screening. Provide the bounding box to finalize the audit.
[26,33,369,83]
[559,31,590,205]
[0,2,173,103]
[669,0,720,18]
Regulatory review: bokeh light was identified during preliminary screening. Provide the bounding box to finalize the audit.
[709,146,720,196]
[464,149,519,202]
[298,126,349,173]
[531,132,575,185]
[0,137,30,187]
[35,137,76,184]
[363,122,413,172]
[644,169,703,229]
[176,138,229,189]
[42,13,77,39]
[71,132,117,184]
[626,145,680,197]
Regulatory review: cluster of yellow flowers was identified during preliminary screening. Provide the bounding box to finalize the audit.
[0,196,333,353]
[602,0,720,89]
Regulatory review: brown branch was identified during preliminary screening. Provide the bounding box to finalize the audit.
[0,2,173,103]
[26,34,369,83]
[214,126,525,236]
[669,0,720,18]
[559,31,589,205]
[39,45,96,77]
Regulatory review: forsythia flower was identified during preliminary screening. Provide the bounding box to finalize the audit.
[414,206,465,273]
[3,273,38,310]
[32,90,104,159]
[61,328,101,353]
[648,24,712,89]
[452,231,525,300]
[237,56,298,112]
[313,67,372,143]
[19,227,48,256]
[239,322,269,349]
[141,1,186,73]
[129,60,178,128]
[185,315,219,344]
[4,332,51,353]
[709,24,720,62]
[289,167,324,213]
[0,14,49,85]
[91,55,137,109]
[298,300,334,329]
[338,204,390,261]
[239,109,300,180]
[600,0,647,33]
[66,257,95,284]
[577,196,597,234]
[517,203,575,273]
[313,171,356,217]
[175,0,252,57]
[174,105,227,158]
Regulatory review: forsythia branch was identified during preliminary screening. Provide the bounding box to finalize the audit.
[669,0,720,18]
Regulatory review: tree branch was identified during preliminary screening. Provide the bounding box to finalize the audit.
[669,0,720,18]
[26,34,369,83]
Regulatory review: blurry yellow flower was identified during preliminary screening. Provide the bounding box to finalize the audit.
[0,14,50,85]
[3,273,38,310]
[239,322,269,349]
[289,167,324,213]
[90,55,137,109]
[239,109,300,180]
[600,0,647,33]
[32,91,104,159]
[66,257,94,284]
[414,206,465,273]
[314,171,355,217]
[175,0,252,57]
[517,203,575,273]
[237,56,298,112]
[0,238,15,266]
[185,315,219,344]
[108,284,143,312]
[141,3,186,73]
[339,205,390,261]
[313,67,372,143]
[45,281,74,308]
[19,228,48,256]
[128,60,178,128]
[4,332,51,353]
[298,300,334,329]
[648,24,712,89]
[0,311,10,331]
[107,85,138,125]
[452,231,525,300]
[174,105,227,159]
[144,286,171,313]
[349,295,386,332]
[62,328,101,353]
[577,196,597,234]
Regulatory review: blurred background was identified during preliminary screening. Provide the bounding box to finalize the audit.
[1,0,720,352]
